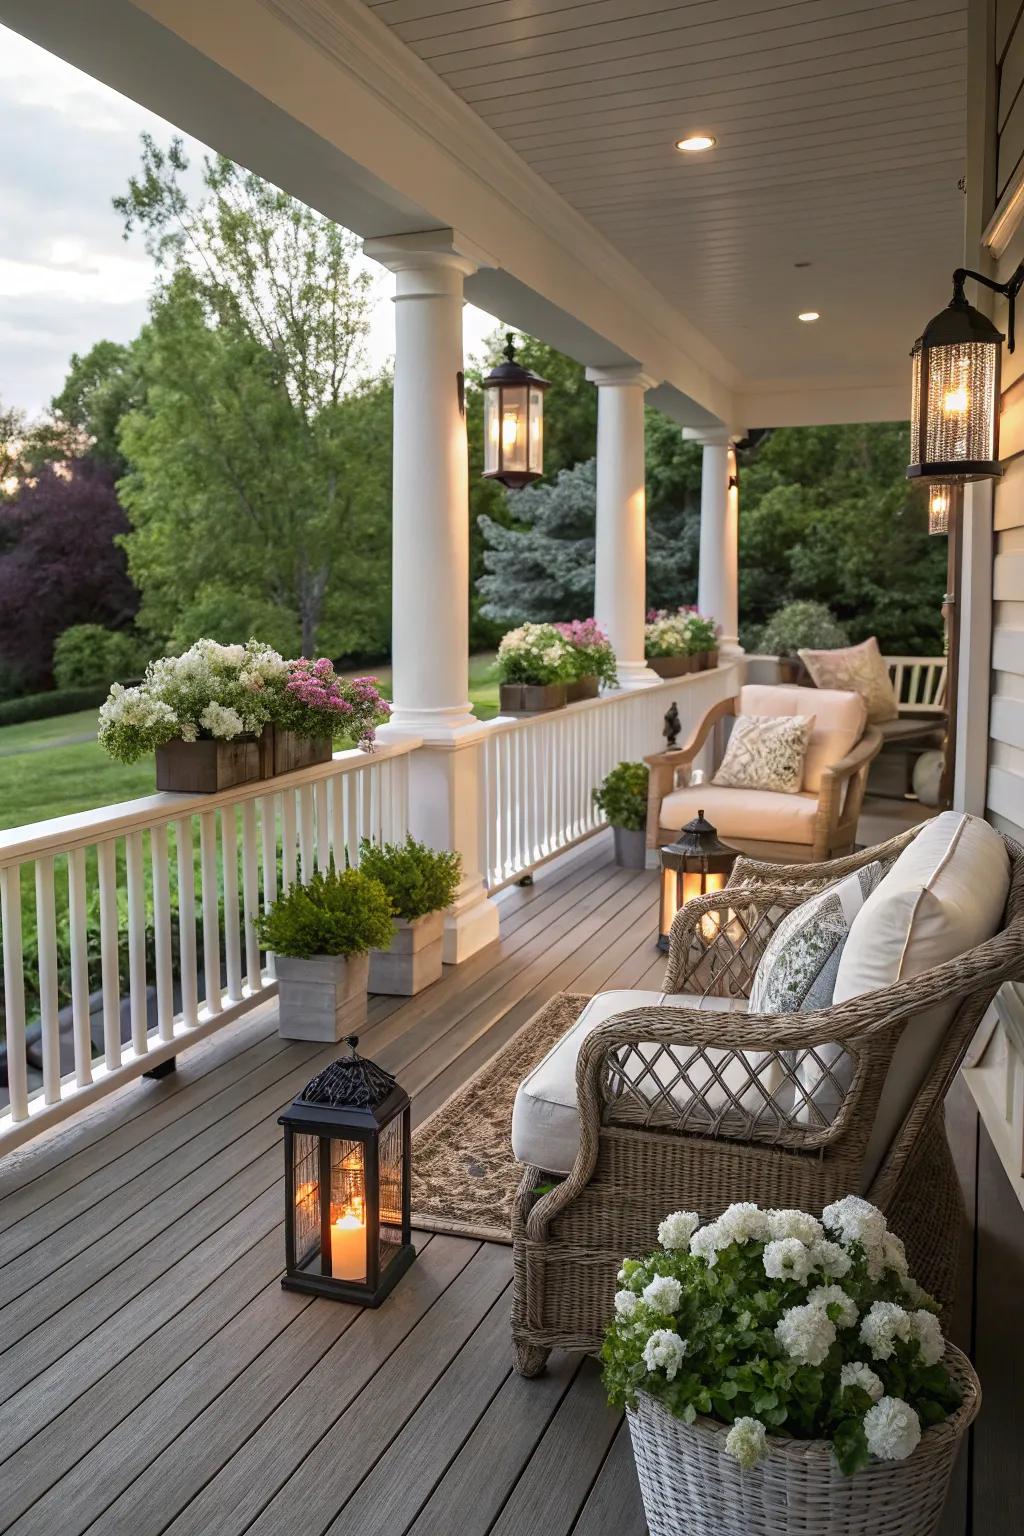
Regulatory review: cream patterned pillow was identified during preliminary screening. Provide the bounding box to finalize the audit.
[798,636,898,724]
[750,863,884,1016]
[712,713,815,795]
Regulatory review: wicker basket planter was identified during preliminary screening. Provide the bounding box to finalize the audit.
[626,1346,979,1536]
[648,654,695,678]
[499,682,567,713]
[271,729,332,776]
[155,729,270,793]
[275,952,369,1042]
[565,675,600,703]
[368,910,444,996]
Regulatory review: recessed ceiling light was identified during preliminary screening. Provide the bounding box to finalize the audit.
[798,311,820,322]
[675,134,716,153]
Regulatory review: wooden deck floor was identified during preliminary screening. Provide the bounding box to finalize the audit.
[0,802,1010,1536]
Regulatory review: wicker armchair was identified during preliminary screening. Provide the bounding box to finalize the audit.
[510,824,1024,1377]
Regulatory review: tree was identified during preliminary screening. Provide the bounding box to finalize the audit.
[0,460,139,690]
[47,340,142,474]
[114,135,384,656]
[0,399,31,497]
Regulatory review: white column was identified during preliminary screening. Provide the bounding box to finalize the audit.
[686,427,743,656]
[586,365,660,688]
[363,229,500,964]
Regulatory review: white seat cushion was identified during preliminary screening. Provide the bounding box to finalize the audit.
[738,683,867,794]
[511,989,750,1175]
[660,784,820,845]
[834,811,1010,1183]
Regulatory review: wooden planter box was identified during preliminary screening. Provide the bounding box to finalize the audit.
[703,648,719,669]
[368,910,444,996]
[272,729,333,776]
[155,731,268,794]
[565,675,600,703]
[275,951,369,1041]
[499,682,567,713]
[648,655,694,678]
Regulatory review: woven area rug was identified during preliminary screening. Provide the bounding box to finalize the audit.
[410,991,588,1244]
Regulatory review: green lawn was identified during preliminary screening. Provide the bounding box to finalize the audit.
[0,654,501,833]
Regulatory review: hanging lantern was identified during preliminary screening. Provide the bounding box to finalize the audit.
[482,332,549,489]
[279,1037,414,1306]
[927,483,953,536]
[658,809,738,951]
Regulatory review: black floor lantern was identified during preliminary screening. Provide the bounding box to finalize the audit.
[658,810,737,951]
[280,1037,414,1306]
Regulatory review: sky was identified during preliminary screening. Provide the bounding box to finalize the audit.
[0,23,497,419]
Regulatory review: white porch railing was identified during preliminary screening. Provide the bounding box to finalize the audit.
[885,656,947,714]
[479,664,740,890]
[0,741,417,1152]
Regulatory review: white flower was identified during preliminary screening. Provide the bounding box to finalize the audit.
[642,1328,688,1381]
[724,1417,768,1469]
[807,1284,858,1329]
[658,1211,700,1251]
[881,1232,909,1277]
[774,1304,836,1366]
[717,1202,770,1245]
[908,1308,945,1367]
[899,1274,931,1308]
[841,1361,884,1402]
[859,1301,912,1361]
[199,702,244,739]
[763,1238,814,1284]
[766,1209,824,1245]
[614,1289,639,1318]
[689,1223,724,1267]
[863,1397,922,1461]
[642,1274,683,1314]
[809,1239,853,1279]
[822,1196,887,1251]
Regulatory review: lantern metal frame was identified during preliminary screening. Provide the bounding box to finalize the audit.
[481,332,550,489]
[657,810,738,952]
[907,263,1024,485]
[279,1044,414,1307]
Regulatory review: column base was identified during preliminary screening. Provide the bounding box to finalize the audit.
[443,879,501,965]
[615,661,664,689]
[379,706,478,740]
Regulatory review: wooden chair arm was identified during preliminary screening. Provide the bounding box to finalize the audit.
[819,725,884,786]
[644,695,737,846]
[813,726,884,861]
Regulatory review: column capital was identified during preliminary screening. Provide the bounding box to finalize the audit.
[585,363,659,391]
[681,425,742,447]
[362,227,497,278]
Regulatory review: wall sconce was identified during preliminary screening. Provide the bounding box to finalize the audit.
[482,333,550,489]
[907,263,1024,485]
[927,484,953,536]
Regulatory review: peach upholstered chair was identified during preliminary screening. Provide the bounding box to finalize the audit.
[645,683,882,863]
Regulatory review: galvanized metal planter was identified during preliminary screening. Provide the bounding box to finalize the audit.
[275,951,369,1041]
[368,910,444,996]
[155,729,270,793]
[499,682,567,713]
[612,825,647,869]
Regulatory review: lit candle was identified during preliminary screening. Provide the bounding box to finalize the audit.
[330,1205,366,1281]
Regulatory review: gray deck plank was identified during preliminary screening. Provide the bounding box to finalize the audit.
[570,1420,648,1536]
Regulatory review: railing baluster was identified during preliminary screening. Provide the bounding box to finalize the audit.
[34,855,60,1105]
[241,799,262,993]
[199,811,222,1017]
[1,865,28,1120]
[175,816,199,1028]
[314,779,330,870]
[258,793,278,981]
[221,806,242,1003]
[281,790,298,890]
[125,830,149,1058]
[151,825,174,1043]
[329,774,345,865]
[67,846,93,1084]
[97,838,121,1070]
[298,784,315,884]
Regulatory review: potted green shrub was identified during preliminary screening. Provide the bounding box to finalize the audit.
[495,623,573,713]
[685,613,719,671]
[605,1199,979,1536]
[592,761,649,868]
[358,836,462,995]
[254,865,394,1041]
[760,601,849,685]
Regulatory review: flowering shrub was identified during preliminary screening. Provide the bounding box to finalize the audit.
[97,639,389,762]
[644,608,718,658]
[495,623,575,686]
[553,618,618,688]
[602,1199,960,1476]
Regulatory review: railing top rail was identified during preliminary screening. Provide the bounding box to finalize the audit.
[0,738,422,868]
[476,662,740,741]
[883,655,947,667]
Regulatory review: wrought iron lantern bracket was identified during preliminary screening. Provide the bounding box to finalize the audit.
[951,262,1024,353]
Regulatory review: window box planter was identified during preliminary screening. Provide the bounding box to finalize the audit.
[155,729,270,794]
[271,729,333,776]
[612,826,647,868]
[565,675,600,703]
[647,655,695,678]
[698,648,719,670]
[627,1346,979,1536]
[368,910,444,996]
[499,682,567,713]
[275,952,369,1041]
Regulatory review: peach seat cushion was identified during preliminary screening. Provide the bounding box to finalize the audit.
[737,684,867,793]
[660,784,820,845]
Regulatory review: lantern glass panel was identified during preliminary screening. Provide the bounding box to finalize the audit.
[484,388,500,476]
[292,1131,321,1271]
[922,341,999,469]
[499,384,529,475]
[378,1114,406,1273]
[528,387,544,473]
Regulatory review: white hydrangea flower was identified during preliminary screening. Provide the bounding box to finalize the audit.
[717,1202,770,1245]
[859,1301,912,1361]
[199,702,244,739]
[863,1397,922,1461]
[822,1196,887,1251]
[841,1361,884,1402]
[807,1284,858,1329]
[774,1304,837,1367]
[689,1223,724,1268]
[614,1289,639,1318]
[809,1238,853,1279]
[658,1210,700,1251]
[642,1275,683,1314]
[763,1238,814,1285]
[724,1417,768,1469]
[899,1274,931,1308]
[766,1209,824,1245]
[881,1232,909,1277]
[908,1308,945,1367]
[642,1328,688,1381]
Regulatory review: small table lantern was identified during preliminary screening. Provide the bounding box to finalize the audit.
[279,1037,414,1306]
[658,809,737,952]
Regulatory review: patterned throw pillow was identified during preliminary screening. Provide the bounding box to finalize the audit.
[798,637,899,724]
[750,862,884,1016]
[712,713,815,795]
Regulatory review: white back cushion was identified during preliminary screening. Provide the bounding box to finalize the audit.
[834,812,1010,1183]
